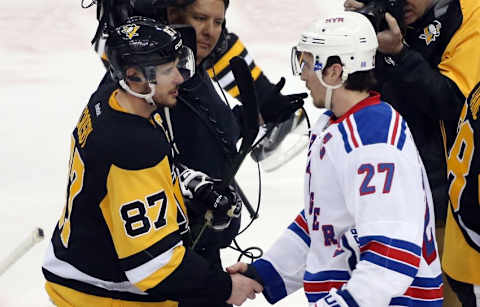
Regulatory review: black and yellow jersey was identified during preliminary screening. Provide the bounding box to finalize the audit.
[42,84,231,305]
[444,81,480,285]
[205,32,263,99]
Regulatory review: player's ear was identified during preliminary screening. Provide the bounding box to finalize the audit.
[326,63,343,83]
[125,67,144,83]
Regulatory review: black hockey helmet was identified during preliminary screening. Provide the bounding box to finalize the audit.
[106,16,195,84]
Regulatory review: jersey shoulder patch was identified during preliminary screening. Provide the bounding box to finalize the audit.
[337,102,407,153]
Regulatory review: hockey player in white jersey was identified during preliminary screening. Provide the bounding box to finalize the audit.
[227,11,443,306]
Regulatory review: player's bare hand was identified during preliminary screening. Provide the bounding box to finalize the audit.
[226,262,248,274]
[226,273,263,306]
[377,12,404,55]
[344,0,364,11]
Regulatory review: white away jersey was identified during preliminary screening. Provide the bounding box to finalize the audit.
[252,94,443,306]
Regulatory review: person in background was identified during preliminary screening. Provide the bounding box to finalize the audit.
[345,0,480,303]
[228,11,443,307]
[444,81,480,307]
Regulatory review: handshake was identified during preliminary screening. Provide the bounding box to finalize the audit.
[226,262,263,306]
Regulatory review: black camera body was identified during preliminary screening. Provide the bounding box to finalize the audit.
[356,0,406,34]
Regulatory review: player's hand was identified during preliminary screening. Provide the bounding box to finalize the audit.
[226,262,248,274]
[227,273,263,306]
[377,13,404,55]
[344,0,365,11]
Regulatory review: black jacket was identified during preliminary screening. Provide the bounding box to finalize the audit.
[171,67,243,254]
[375,0,480,224]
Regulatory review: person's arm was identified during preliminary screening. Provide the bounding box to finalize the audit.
[377,9,480,120]
[236,210,310,304]
[103,153,260,303]
[383,46,465,120]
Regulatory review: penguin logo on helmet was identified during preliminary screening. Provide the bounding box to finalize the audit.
[121,24,140,40]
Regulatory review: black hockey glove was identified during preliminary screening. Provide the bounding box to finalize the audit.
[210,186,242,231]
[260,77,307,124]
[179,168,233,215]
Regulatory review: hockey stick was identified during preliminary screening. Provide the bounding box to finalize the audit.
[0,227,44,276]
[192,56,260,248]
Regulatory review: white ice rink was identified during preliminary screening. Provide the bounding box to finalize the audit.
[0,0,343,306]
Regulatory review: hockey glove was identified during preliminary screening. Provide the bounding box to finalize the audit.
[210,187,242,231]
[260,77,307,124]
[179,168,232,215]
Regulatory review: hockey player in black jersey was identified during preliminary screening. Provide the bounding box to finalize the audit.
[42,17,262,307]
[89,0,305,295]
[85,1,304,306]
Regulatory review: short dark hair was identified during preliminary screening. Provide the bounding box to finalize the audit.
[179,0,229,9]
[323,56,377,92]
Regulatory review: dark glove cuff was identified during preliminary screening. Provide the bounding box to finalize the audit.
[244,264,265,286]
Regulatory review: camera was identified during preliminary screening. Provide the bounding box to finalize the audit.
[355,0,406,34]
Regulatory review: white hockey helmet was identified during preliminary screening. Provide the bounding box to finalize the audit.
[292,11,378,77]
[291,12,378,109]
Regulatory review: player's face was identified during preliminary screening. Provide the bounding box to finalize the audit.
[153,59,184,107]
[179,0,225,63]
[404,0,433,25]
[299,52,325,108]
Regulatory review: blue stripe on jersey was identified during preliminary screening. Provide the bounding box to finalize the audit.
[361,251,419,277]
[288,222,311,247]
[338,122,353,153]
[411,274,443,287]
[324,110,334,117]
[390,297,443,306]
[337,289,360,307]
[397,118,407,150]
[306,293,328,303]
[359,236,421,256]
[353,102,391,146]
[304,270,351,281]
[252,259,287,304]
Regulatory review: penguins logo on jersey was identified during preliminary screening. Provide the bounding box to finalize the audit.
[419,20,441,45]
[121,24,140,40]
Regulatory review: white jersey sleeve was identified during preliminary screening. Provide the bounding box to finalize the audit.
[252,211,309,304]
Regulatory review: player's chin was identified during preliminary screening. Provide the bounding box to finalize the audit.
[166,97,178,108]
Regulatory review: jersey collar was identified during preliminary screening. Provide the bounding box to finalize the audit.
[331,91,381,124]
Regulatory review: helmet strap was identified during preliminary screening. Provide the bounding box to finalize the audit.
[317,71,345,110]
[119,80,156,105]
